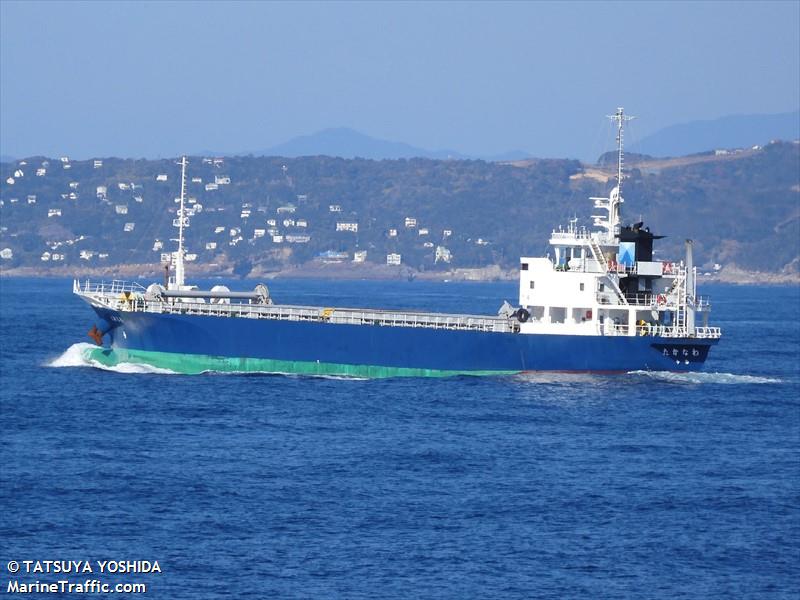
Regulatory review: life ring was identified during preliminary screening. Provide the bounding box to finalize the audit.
[663,262,672,274]
[516,308,530,323]
[657,294,666,306]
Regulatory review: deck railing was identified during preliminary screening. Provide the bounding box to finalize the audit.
[76,282,516,334]
[74,279,147,295]
[598,292,712,309]
[604,323,721,339]
[550,230,593,241]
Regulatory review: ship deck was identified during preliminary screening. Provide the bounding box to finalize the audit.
[74,279,518,334]
[74,279,721,339]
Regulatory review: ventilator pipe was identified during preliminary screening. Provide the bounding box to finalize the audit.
[685,239,695,335]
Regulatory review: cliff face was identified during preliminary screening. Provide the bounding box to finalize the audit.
[1,142,798,277]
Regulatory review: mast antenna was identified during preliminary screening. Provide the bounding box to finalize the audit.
[174,155,188,288]
[607,107,635,198]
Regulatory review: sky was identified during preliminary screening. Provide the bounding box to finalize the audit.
[1,0,798,160]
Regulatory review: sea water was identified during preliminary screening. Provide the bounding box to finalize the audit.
[1,277,798,598]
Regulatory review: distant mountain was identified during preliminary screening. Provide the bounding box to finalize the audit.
[257,127,465,160]
[246,127,532,162]
[635,110,800,157]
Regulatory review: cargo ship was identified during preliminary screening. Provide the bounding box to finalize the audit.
[74,108,721,377]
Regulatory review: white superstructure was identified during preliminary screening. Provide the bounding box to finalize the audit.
[514,108,720,340]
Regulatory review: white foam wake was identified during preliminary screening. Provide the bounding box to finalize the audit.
[46,343,177,374]
[47,342,97,367]
[627,370,782,385]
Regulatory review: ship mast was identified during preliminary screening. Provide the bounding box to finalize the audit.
[606,107,635,234]
[609,108,633,193]
[174,155,188,288]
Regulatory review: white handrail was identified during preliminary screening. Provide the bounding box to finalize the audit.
[76,282,515,334]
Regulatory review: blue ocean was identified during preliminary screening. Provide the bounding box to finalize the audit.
[1,277,798,598]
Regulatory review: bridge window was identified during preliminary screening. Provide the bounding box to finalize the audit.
[529,281,535,289]
[521,263,528,270]
[580,283,585,291]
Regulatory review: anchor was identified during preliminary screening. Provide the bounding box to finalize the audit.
[88,324,104,346]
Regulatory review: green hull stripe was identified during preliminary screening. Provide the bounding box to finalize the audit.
[84,347,520,379]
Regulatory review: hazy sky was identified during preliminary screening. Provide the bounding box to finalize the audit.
[1,1,798,160]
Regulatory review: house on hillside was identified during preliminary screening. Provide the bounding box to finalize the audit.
[318,250,348,263]
[435,246,452,263]
[286,235,311,243]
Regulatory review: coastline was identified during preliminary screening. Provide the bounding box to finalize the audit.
[1,261,798,285]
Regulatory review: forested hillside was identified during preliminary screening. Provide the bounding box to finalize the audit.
[1,141,797,278]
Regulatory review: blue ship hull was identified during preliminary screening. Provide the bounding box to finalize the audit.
[87,306,718,377]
